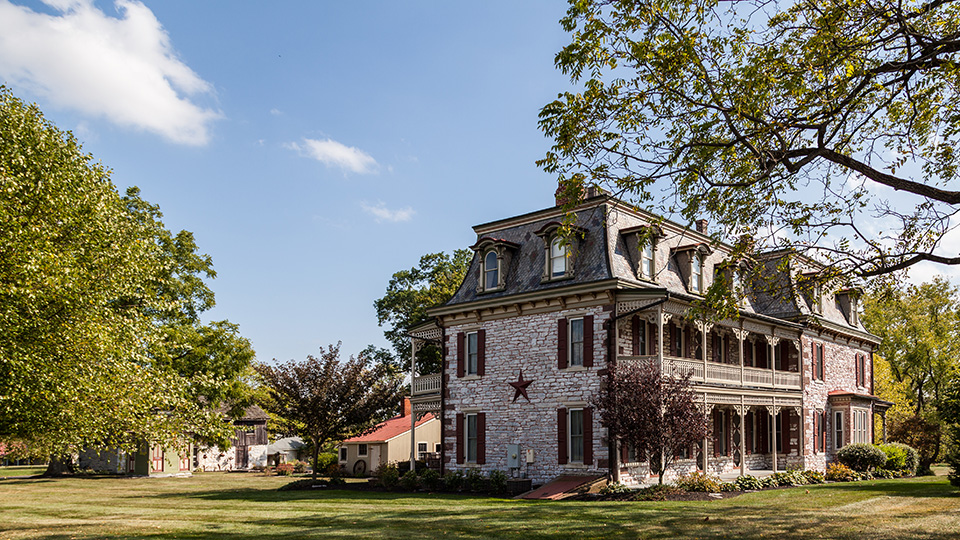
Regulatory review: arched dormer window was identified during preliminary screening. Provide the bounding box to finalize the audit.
[620,224,665,282]
[484,251,499,290]
[671,242,712,295]
[691,253,703,294]
[471,237,519,294]
[535,222,585,282]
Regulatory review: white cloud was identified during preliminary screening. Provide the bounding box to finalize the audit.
[0,0,220,145]
[287,138,379,175]
[361,201,414,223]
[270,108,282,116]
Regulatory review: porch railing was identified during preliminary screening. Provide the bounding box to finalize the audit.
[412,373,441,396]
[619,356,801,390]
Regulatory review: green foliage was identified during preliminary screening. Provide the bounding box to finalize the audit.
[771,470,808,487]
[465,468,485,492]
[802,470,826,484]
[419,469,442,491]
[291,460,308,474]
[826,462,857,482]
[719,482,737,492]
[734,475,764,491]
[373,250,471,374]
[632,484,684,501]
[315,453,338,473]
[442,470,464,492]
[0,86,251,460]
[675,471,722,492]
[890,414,942,474]
[873,468,896,479]
[399,470,419,491]
[541,0,960,283]
[837,443,888,471]
[879,443,910,471]
[599,482,633,495]
[376,463,399,489]
[487,470,507,495]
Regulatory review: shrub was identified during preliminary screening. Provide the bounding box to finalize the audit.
[734,475,763,491]
[599,482,633,495]
[771,470,807,487]
[291,460,308,474]
[325,462,342,479]
[465,468,486,492]
[826,462,857,482]
[802,470,825,484]
[719,482,737,492]
[442,470,464,491]
[878,444,907,471]
[316,452,338,473]
[419,469,442,491]
[886,442,919,474]
[399,470,419,491]
[376,463,400,489]
[855,471,874,481]
[837,443,886,471]
[275,463,295,476]
[873,468,896,479]
[760,475,779,488]
[675,471,722,492]
[488,470,507,495]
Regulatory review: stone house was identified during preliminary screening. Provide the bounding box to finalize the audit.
[195,405,270,471]
[337,399,440,476]
[78,443,193,477]
[407,190,890,486]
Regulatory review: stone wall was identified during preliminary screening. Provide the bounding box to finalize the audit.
[443,305,610,484]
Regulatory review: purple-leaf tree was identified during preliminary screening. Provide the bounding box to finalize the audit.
[594,360,710,484]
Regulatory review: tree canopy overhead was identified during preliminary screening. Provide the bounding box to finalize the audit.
[539,0,960,283]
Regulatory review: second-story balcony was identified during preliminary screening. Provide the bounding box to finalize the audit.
[620,355,801,390]
[412,373,442,396]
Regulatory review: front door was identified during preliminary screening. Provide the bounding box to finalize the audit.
[369,446,381,472]
[236,444,248,469]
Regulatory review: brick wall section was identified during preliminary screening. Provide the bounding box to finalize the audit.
[443,306,609,483]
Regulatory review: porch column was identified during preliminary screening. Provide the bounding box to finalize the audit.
[796,407,804,466]
[703,396,710,473]
[410,338,417,473]
[739,399,746,477]
[882,411,887,444]
[657,305,664,365]
[734,328,746,386]
[769,402,778,473]
[701,321,709,380]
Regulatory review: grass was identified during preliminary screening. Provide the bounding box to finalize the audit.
[0,465,46,478]
[0,472,957,539]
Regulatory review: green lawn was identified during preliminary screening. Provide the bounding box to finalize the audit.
[0,465,46,479]
[0,472,957,539]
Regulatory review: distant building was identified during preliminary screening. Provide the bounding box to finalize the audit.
[337,399,440,476]
[196,405,270,471]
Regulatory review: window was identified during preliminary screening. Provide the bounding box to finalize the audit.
[775,413,783,453]
[640,241,655,280]
[812,282,823,314]
[691,253,703,294]
[569,409,584,463]
[466,414,478,463]
[672,324,683,358]
[358,444,368,456]
[856,354,867,387]
[549,236,567,278]
[834,411,844,449]
[339,447,347,461]
[435,443,442,453]
[483,251,499,290]
[714,410,727,456]
[418,442,428,453]
[851,410,869,444]
[466,332,479,375]
[569,318,584,367]
[151,446,164,473]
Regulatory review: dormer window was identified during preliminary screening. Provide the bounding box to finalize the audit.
[536,222,585,282]
[691,253,703,294]
[812,282,823,314]
[471,237,519,294]
[550,236,567,278]
[484,251,499,290]
[640,241,655,280]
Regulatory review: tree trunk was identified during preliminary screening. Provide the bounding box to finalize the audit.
[44,455,74,477]
[311,438,320,481]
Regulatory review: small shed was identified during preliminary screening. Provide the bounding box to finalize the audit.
[337,399,440,476]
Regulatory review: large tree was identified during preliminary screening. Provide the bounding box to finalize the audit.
[594,360,710,484]
[374,250,470,374]
[0,87,252,469]
[539,0,960,283]
[255,343,404,480]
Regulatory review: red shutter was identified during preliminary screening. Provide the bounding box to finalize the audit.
[726,410,733,456]
[781,411,790,454]
[821,412,827,452]
[457,333,465,378]
[477,329,486,376]
[558,319,568,369]
[477,412,486,465]
[557,408,568,464]
[456,413,464,464]
[712,411,720,457]
[632,316,640,356]
[854,354,860,387]
[759,413,767,454]
[813,412,819,454]
[583,315,594,367]
[745,412,753,454]
[583,407,594,466]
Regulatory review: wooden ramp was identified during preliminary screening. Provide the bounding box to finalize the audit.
[518,474,605,500]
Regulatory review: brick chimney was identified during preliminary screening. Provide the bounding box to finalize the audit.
[696,219,708,234]
[402,397,411,417]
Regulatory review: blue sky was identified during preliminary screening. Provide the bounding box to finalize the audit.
[0,0,576,363]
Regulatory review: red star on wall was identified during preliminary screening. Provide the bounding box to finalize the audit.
[509,370,532,402]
